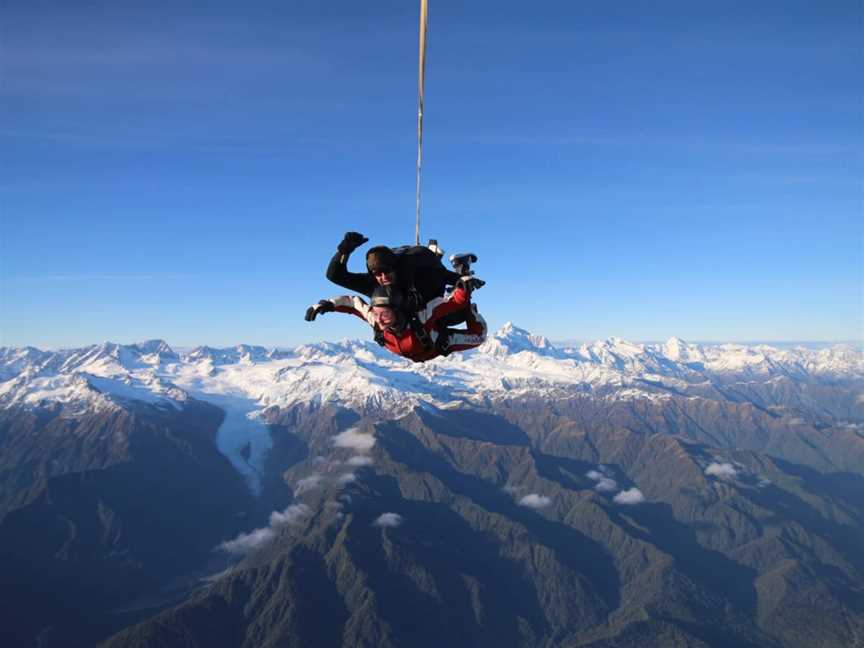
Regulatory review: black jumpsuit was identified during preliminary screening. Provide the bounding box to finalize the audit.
[325,246,460,304]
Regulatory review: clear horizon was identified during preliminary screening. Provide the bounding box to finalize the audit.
[2,0,861,348]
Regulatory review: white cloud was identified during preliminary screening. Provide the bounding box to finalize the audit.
[586,469,618,493]
[613,488,645,505]
[270,504,310,526]
[594,477,618,492]
[705,462,738,479]
[217,504,309,556]
[346,455,373,467]
[501,485,521,494]
[334,427,376,452]
[336,472,356,485]
[518,494,551,509]
[373,512,403,528]
[217,527,275,555]
[294,475,323,495]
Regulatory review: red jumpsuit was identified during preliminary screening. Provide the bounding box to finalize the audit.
[330,287,487,363]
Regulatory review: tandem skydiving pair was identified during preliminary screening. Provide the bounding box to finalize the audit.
[305,232,487,362]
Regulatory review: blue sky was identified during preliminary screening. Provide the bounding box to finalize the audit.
[1,0,861,348]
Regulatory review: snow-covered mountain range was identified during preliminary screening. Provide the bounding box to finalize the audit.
[3,323,861,494]
[2,323,860,415]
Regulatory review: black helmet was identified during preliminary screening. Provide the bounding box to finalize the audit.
[366,246,398,274]
[370,285,404,310]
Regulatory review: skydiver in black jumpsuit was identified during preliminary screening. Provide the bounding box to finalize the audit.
[325,231,474,309]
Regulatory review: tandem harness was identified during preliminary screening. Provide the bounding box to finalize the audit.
[373,314,434,352]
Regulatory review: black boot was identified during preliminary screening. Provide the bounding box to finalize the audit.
[450,253,478,276]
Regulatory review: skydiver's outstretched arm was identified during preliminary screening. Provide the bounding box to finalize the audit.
[305,295,376,328]
[325,232,377,297]
[330,295,376,327]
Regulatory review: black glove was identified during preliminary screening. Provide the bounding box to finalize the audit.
[456,277,485,294]
[435,330,452,356]
[337,231,369,255]
[305,300,336,321]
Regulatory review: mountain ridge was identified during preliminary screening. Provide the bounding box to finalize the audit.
[2,325,861,414]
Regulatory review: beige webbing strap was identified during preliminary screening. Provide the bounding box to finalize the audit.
[414,0,428,245]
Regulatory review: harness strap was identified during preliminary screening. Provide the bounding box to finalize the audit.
[408,314,434,351]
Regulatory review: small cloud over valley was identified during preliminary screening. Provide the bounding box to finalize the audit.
[613,488,645,505]
[373,512,403,528]
[519,494,552,509]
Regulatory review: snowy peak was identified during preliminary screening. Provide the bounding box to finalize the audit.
[52,339,178,376]
[0,340,191,412]
[660,337,706,364]
[0,346,52,380]
[58,342,142,375]
[234,344,271,364]
[577,337,653,372]
[663,336,687,360]
[184,344,281,366]
[602,336,644,357]
[133,339,179,363]
[0,369,186,413]
[184,345,221,363]
[809,345,864,375]
[294,339,392,363]
[480,322,559,357]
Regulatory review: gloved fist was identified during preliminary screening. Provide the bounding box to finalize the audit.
[456,276,485,293]
[435,330,452,356]
[337,231,369,255]
[305,300,336,321]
